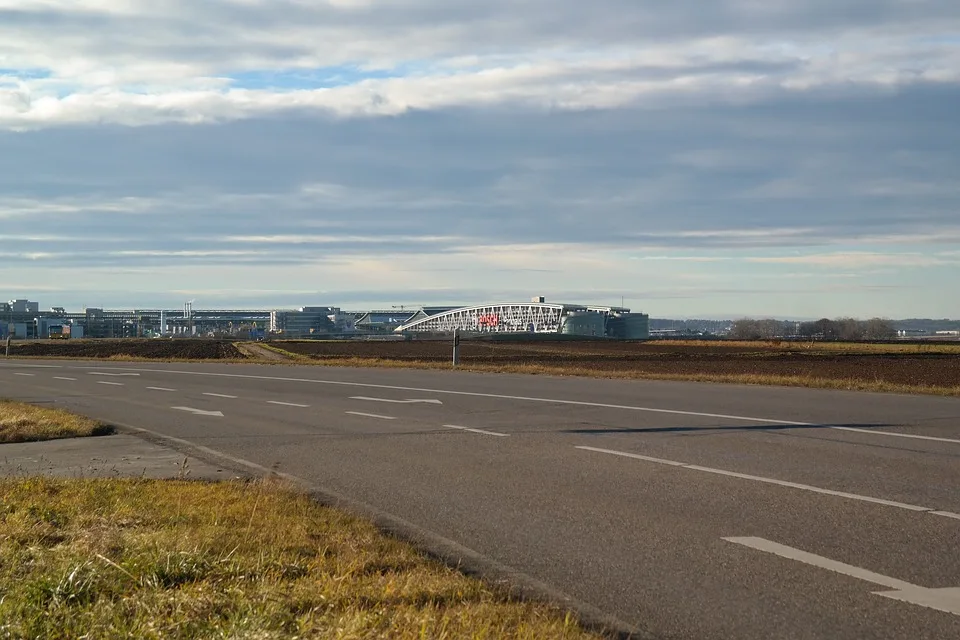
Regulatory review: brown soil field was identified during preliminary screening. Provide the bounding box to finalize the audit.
[274,339,960,390]
[7,338,959,393]
[8,339,244,360]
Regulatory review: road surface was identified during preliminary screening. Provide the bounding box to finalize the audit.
[2,359,958,639]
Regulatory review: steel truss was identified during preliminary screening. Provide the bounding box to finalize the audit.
[395,303,568,334]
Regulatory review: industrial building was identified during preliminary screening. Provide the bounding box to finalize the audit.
[4,297,649,340]
[394,297,649,339]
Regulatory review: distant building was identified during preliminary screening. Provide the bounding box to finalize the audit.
[8,299,39,314]
[395,297,649,339]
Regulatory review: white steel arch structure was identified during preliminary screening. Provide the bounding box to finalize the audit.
[394,303,577,334]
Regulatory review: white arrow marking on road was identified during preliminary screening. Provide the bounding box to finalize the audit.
[89,372,140,377]
[172,406,224,417]
[724,536,960,616]
[350,396,443,405]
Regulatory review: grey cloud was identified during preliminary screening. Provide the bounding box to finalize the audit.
[0,82,958,269]
[2,1,957,70]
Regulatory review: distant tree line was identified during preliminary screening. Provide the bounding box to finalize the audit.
[728,317,896,341]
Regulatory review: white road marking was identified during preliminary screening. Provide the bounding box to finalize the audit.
[351,396,443,405]
[724,536,960,616]
[345,411,396,420]
[83,366,954,447]
[0,364,61,368]
[14,373,35,377]
[53,376,77,381]
[89,372,140,377]
[97,381,124,386]
[576,446,946,515]
[267,400,310,408]
[172,406,224,417]
[831,426,960,445]
[203,392,238,399]
[443,424,509,437]
[147,386,176,392]
[933,511,960,520]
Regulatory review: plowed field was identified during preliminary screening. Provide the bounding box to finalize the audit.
[8,339,243,360]
[7,338,959,393]
[275,339,960,390]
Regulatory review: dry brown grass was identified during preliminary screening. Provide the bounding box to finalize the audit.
[660,339,960,354]
[0,476,602,640]
[0,399,112,444]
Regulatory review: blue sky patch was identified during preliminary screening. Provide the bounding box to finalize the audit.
[226,64,428,91]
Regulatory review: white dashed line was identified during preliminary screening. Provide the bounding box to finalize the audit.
[97,381,124,386]
[443,424,509,437]
[14,373,35,377]
[203,392,238,399]
[89,372,140,377]
[575,446,951,516]
[53,376,77,381]
[267,400,310,408]
[346,411,396,420]
[147,387,177,392]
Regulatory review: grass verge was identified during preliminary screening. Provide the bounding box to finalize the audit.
[0,399,112,444]
[0,477,600,640]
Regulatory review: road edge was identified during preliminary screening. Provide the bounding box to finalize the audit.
[111,421,653,640]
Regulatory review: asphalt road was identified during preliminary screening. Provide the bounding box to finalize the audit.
[2,358,959,639]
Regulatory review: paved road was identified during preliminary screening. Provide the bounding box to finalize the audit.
[2,359,959,639]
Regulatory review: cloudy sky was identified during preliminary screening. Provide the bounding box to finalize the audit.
[1,1,958,319]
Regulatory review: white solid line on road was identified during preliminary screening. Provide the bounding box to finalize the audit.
[95,366,956,447]
[89,372,140,377]
[267,400,310,408]
[346,411,396,420]
[172,406,224,417]
[351,396,443,405]
[576,446,940,514]
[147,387,177,392]
[53,376,77,381]
[1,364,61,368]
[14,373,35,376]
[203,392,238,399]
[724,536,960,616]
[97,381,125,386]
[832,426,960,445]
[443,424,509,437]
[933,511,960,520]
[575,447,686,467]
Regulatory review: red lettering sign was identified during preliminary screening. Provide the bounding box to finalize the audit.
[477,314,500,327]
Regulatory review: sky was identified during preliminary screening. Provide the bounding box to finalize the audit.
[1,1,958,319]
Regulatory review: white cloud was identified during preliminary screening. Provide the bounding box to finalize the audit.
[746,251,960,268]
[0,1,957,127]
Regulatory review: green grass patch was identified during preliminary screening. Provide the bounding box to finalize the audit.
[0,399,112,444]
[0,477,601,640]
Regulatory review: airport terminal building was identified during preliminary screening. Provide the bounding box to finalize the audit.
[395,297,649,339]
[4,296,649,340]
